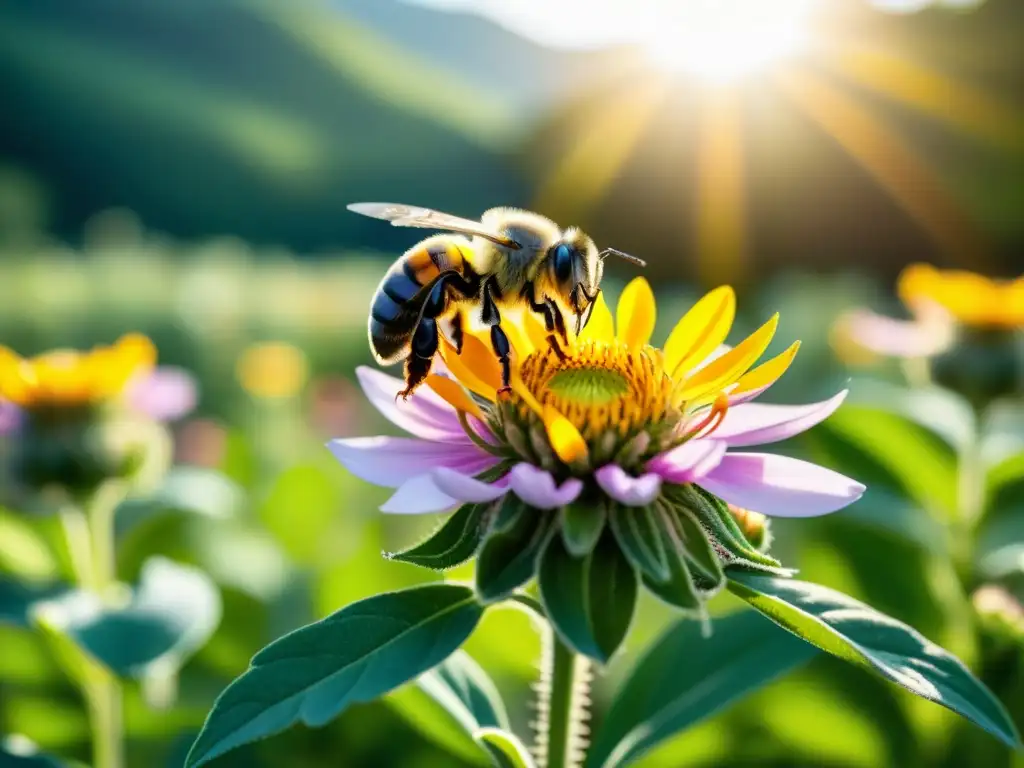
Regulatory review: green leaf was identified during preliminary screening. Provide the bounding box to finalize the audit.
[391,503,491,570]
[115,467,241,537]
[0,509,59,580]
[608,504,669,582]
[475,502,554,603]
[838,489,948,553]
[561,499,606,557]
[388,650,507,765]
[587,610,818,768]
[668,506,724,591]
[681,486,783,571]
[32,557,220,677]
[0,582,65,627]
[728,571,1022,749]
[538,528,637,663]
[849,380,975,453]
[641,506,701,612]
[475,728,537,768]
[185,583,484,767]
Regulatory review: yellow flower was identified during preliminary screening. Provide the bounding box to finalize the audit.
[0,334,156,408]
[898,263,1024,330]
[235,342,309,400]
[435,278,800,466]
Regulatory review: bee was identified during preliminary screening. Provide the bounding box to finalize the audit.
[350,202,645,398]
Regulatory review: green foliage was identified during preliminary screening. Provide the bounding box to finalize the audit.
[728,571,1022,749]
[475,503,554,603]
[538,529,637,663]
[561,499,607,558]
[391,503,492,570]
[185,584,485,767]
[608,504,669,582]
[32,557,220,678]
[587,610,818,768]
[475,728,537,768]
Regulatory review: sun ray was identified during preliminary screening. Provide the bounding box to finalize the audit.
[828,44,1024,153]
[776,69,990,266]
[694,89,746,285]
[534,75,673,221]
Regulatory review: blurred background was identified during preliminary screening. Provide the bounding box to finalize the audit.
[0,0,1022,766]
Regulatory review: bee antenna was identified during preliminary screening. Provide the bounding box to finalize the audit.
[600,248,646,268]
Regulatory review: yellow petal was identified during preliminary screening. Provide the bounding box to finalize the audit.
[439,334,500,400]
[679,313,779,402]
[500,319,531,362]
[616,277,656,348]
[94,334,157,399]
[665,286,736,378]
[731,340,801,399]
[542,404,589,464]
[426,374,484,421]
[522,311,547,355]
[579,290,614,343]
[0,347,35,405]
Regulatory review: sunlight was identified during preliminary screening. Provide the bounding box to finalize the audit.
[643,0,815,83]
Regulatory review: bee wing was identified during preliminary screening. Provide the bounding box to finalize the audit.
[347,202,520,249]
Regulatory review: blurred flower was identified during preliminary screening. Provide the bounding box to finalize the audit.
[899,264,1024,331]
[0,333,155,409]
[236,342,308,399]
[831,301,956,364]
[0,335,184,500]
[330,279,863,611]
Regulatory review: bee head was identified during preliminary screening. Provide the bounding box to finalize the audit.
[546,229,646,336]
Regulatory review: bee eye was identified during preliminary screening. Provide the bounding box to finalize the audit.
[553,243,574,283]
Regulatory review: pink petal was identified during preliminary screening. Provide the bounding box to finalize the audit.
[381,469,509,514]
[713,390,848,448]
[594,464,662,507]
[836,308,954,359]
[356,366,466,441]
[508,463,583,509]
[327,436,496,488]
[647,439,727,483]
[699,452,865,518]
[127,367,197,422]
[0,401,23,435]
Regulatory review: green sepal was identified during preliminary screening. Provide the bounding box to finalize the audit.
[491,494,526,533]
[390,502,492,570]
[538,528,638,663]
[561,498,607,558]
[641,503,702,612]
[672,485,786,573]
[665,504,724,595]
[474,728,537,768]
[608,503,670,583]
[475,502,554,603]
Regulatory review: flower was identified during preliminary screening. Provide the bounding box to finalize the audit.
[832,263,1024,364]
[0,335,195,499]
[0,334,196,434]
[330,279,864,521]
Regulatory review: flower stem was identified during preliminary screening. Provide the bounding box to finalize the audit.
[537,628,591,768]
[59,486,125,768]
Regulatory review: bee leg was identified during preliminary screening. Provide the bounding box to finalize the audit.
[523,283,568,361]
[490,324,512,396]
[399,317,438,399]
[449,310,464,355]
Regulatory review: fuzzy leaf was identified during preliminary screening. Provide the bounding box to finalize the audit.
[608,504,669,582]
[475,503,553,603]
[587,609,817,767]
[728,571,1022,749]
[641,506,702,612]
[185,584,484,767]
[391,503,491,570]
[561,499,606,557]
[538,528,637,663]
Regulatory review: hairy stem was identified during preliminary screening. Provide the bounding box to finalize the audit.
[535,628,592,768]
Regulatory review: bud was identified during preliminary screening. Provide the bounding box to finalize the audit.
[727,504,771,552]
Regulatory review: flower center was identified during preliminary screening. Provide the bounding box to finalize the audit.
[504,340,683,455]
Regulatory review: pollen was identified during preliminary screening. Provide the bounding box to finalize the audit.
[511,340,679,442]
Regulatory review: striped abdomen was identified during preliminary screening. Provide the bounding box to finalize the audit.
[368,235,474,365]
